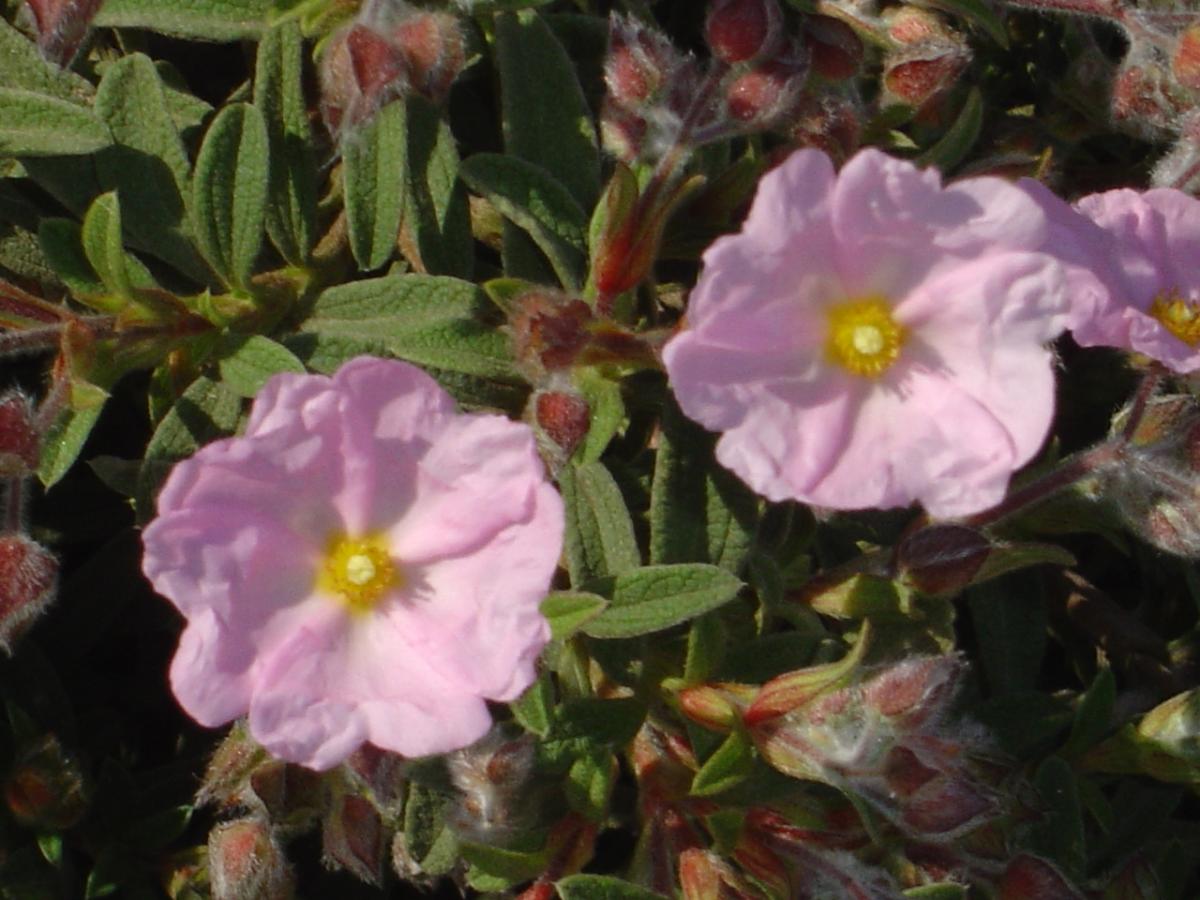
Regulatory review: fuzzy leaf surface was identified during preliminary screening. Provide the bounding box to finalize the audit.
[343,100,406,272]
[584,564,745,639]
[0,90,111,157]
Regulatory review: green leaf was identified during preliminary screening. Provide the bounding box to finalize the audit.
[156,60,213,137]
[566,749,615,822]
[135,375,242,520]
[460,153,586,290]
[1063,667,1116,758]
[94,0,273,40]
[93,54,208,282]
[576,370,625,464]
[904,885,969,899]
[966,575,1047,696]
[81,192,134,299]
[541,698,645,767]
[556,875,666,900]
[215,334,306,398]
[39,405,104,488]
[691,729,754,797]
[917,0,1009,48]
[400,96,473,279]
[0,18,94,104]
[584,564,745,639]
[343,100,406,272]
[191,103,269,288]
[300,274,516,378]
[541,591,609,641]
[0,90,111,157]
[463,841,548,891]
[918,87,984,173]
[511,672,554,736]
[494,10,600,210]
[1032,756,1086,880]
[254,22,318,265]
[559,461,641,586]
[683,613,725,684]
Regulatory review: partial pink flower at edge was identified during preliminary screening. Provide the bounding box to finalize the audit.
[1032,184,1200,374]
[663,148,1071,519]
[142,357,564,771]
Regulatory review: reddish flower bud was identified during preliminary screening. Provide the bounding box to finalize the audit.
[705,0,783,65]
[208,817,294,900]
[319,23,406,137]
[860,655,962,728]
[1111,60,1182,138]
[606,15,678,110]
[446,731,537,840]
[509,292,594,377]
[323,793,385,885]
[882,745,941,797]
[884,6,955,46]
[0,534,57,653]
[1172,26,1200,92]
[788,92,862,162]
[391,12,466,105]
[804,16,863,81]
[725,44,809,125]
[999,855,1087,900]
[196,721,269,809]
[600,100,650,162]
[0,391,39,478]
[534,390,590,458]
[676,682,756,731]
[23,0,104,67]
[883,45,971,108]
[679,848,759,900]
[901,772,995,837]
[4,734,87,830]
[895,525,990,596]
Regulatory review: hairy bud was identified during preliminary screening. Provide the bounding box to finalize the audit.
[895,525,990,596]
[705,0,783,64]
[390,11,466,105]
[883,44,971,108]
[323,792,385,885]
[999,855,1087,900]
[0,391,39,479]
[804,16,863,81]
[208,817,294,900]
[509,292,594,377]
[22,0,104,67]
[0,534,57,653]
[724,42,810,125]
[447,730,537,842]
[534,390,590,458]
[4,733,87,830]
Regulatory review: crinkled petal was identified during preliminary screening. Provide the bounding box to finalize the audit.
[393,481,561,700]
[894,251,1066,465]
[1127,310,1200,373]
[832,150,1047,298]
[741,148,839,260]
[391,414,546,563]
[169,609,254,727]
[1076,189,1174,310]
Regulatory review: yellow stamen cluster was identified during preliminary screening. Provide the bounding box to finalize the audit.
[1149,290,1200,347]
[318,534,398,613]
[825,297,905,377]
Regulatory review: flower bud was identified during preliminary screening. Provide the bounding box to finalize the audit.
[447,731,537,841]
[4,734,87,831]
[676,682,756,731]
[605,15,678,110]
[391,11,466,104]
[0,391,39,478]
[895,525,990,596]
[884,6,956,46]
[534,390,590,458]
[1111,59,1182,138]
[600,100,650,162]
[0,534,57,653]
[788,92,862,162]
[803,16,863,80]
[509,291,594,377]
[1172,25,1200,92]
[900,771,995,838]
[860,655,962,728]
[23,0,103,67]
[883,44,971,108]
[999,855,1087,900]
[724,43,809,125]
[319,23,406,137]
[196,720,268,809]
[322,792,385,885]
[679,848,758,900]
[208,817,294,900]
[705,0,783,65]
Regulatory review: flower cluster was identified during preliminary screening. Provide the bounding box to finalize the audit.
[665,146,1200,520]
[141,358,562,770]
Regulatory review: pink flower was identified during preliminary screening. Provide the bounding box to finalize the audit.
[1053,186,1200,373]
[662,148,1070,518]
[142,358,563,770]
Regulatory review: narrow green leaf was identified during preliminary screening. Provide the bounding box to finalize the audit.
[585,564,745,639]
[917,86,984,172]
[39,406,104,488]
[460,153,586,289]
[966,575,1048,696]
[494,10,600,209]
[254,22,318,264]
[559,461,641,586]
[1063,667,1116,758]
[576,371,625,464]
[343,100,406,271]
[556,875,665,900]
[191,103,269,287]
[135,375,242,520]
[684,614,725,684]
[93,54,208,282]
[215,334,305,398]
[691,729,754,797]
[566,750,615,822]
[81,192,133,299]
[38,219,107,303]
[1032,756,1086,880]
[541,698,646,766]
[511,672,554,736]
[0,18,94,104]
[462,842,547,891]
[401,96,473,279]
[94,0,273,40]
[300,274,516,378]
[650,399,711,566]
[541,591,609,641]
[0,90,111,157]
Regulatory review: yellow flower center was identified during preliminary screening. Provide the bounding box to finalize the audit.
[825,297,905,377]
[318,533,399,614]
[1149,290,1200,347]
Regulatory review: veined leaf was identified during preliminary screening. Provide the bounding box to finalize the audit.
[584,564,745,639]
[0,18,93,104]
[401,96,473,279]
[559,461,641,586]
[214,334,305,398]
[95,0,273,40]
[0,90,111,157]
[343,100,406,272]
